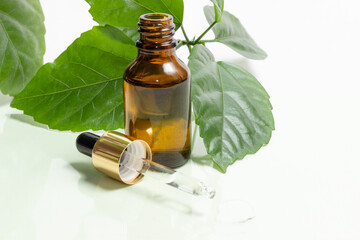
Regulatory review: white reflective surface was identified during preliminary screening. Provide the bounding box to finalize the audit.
[0,100,230,240]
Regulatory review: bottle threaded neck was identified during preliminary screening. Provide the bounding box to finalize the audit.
[136,13,177,50]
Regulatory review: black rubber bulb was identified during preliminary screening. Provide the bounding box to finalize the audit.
[76,132,100,157]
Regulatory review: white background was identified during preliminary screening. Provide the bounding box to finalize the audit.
[1,0,360,239]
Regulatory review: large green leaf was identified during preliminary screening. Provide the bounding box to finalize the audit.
[210,0,224,22]
[12,25,137,131]
[188,45,274,172]
[204,6,267,60]
[0,0,45,95]
[86,0,184,30]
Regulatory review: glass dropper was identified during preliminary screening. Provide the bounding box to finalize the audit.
[121,150,216,199]
[76,131,216,199]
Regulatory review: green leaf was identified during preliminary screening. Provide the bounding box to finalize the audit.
[210,0,224,22]
[12,25,137,131]
[204,6,267,60]
[188,45,274,172]
[86,0,184,30]
[0,0,45,95]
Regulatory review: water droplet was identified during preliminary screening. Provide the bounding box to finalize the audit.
[217,199,255,224]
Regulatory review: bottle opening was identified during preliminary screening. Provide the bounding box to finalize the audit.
[142,13,171,21]
[137,13,176,50]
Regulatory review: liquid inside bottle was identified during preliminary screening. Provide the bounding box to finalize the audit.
[123,13,191,168]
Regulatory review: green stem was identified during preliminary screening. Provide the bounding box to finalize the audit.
[194,21,217,44]
[198,39,217,43]
[191,123,198,150]
[176,40,185,50]
[181,25,192,53]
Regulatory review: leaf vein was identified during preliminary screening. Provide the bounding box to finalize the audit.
[0,19,25,85]
[216,64,226,159]
[158,0,181,24]
[0,9,40,44]
[68,62,110,80]
[52,82,110,125]
[16,77,122,100]
[219,63,272,128]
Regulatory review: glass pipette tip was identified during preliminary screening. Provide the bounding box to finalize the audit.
[121,151,216,199]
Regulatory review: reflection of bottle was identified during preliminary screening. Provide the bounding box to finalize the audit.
[123,13,191,168]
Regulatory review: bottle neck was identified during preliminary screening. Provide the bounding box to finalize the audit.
[137,48,176,59]
[136,13,177,50]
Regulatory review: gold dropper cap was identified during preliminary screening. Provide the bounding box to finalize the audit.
[77,131,152,184]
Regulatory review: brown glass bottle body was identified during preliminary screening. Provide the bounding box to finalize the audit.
[123,13,191,168]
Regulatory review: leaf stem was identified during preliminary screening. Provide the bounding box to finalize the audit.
[176,40,185,50]
[191,123,198,150]
[181,25,192,53]
[194,21,217,44]
[199,39,217,43]
[183,39,216,46]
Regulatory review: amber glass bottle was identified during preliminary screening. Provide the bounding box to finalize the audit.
[123,13,191,168]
